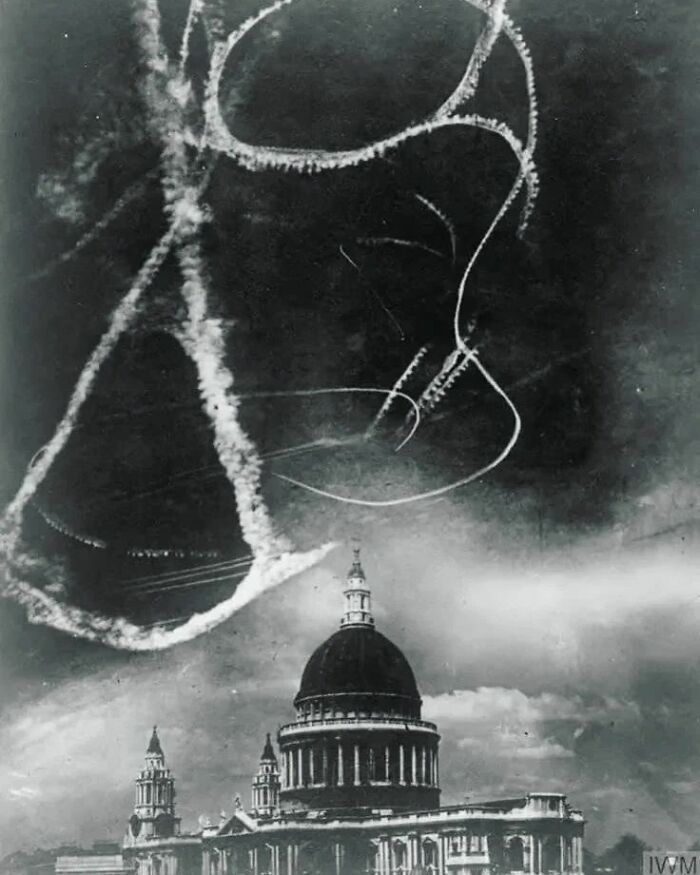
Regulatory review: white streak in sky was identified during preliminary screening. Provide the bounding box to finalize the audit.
[275,351,521,508]
[366,346,428,440]
[413,193,458,264]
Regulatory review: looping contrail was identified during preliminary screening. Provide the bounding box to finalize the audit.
[2,0,540,648]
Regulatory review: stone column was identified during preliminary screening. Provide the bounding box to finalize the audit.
[379,837,391,875]
[385,745,391,782]
[338,742,344,786]
[354,743,361,786]
[411,746,417,785]
[297,747,303,788]
[286,845,294,875]
[323,744,329,785]
[421,748,427,785]
[399,745,405,784]
[309,746,315,785]
[334,843,343,875]
[560,837,565,873]
[408,835,419,870]
[439,835,447,875]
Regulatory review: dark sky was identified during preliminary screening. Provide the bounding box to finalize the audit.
[0,0,699,858]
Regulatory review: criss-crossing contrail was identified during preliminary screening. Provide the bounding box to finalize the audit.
[1,0,540,647]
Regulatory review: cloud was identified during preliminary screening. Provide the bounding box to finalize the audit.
[423,687,639,729]
[8,787,41,800]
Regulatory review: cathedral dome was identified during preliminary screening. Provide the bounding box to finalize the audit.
[295,626,420,705]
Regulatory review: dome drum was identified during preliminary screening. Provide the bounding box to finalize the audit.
[279,550,440,814]
[278,724,440,812]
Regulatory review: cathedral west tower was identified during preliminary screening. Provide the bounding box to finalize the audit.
[126,727,181,844]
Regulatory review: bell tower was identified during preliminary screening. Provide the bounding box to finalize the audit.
[126,727,181,844]
[251,734,281,818]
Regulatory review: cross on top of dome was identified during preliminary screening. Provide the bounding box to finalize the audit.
[348,546,366,580]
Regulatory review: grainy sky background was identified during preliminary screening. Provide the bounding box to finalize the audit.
[0,0,699,858]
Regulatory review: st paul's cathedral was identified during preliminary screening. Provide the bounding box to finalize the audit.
[123,551,584,875]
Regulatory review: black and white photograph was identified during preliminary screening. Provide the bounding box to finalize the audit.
[0,0,698,874]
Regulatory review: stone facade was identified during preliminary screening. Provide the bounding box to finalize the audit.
[124,551,584,875]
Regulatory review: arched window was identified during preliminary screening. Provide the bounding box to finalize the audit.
[423,840,437,872]
[393,841,407,873]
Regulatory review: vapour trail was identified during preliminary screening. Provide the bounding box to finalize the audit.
[203,0,537,221]
[452,168,526,356]
[434,0,507,120]
[241,386,423,452]
[37,508,107,550]
[0,0,333,650]
[413,193,457,264]
[179,0,204,75]
[414,345,478,418]
[275,350,521,507]
[124,554,253,587]
[27,170,158,283]
[131,0,286,562]
[132,568,249,596]
[3,0,540,643]
[2,543,332,651]
[366,346,428,439]
[356,237,446,260]
[202,0,534,504]
[0,221,176,549]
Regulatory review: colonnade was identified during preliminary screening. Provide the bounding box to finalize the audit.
[279,739,439,789]
[203,832,583,875]
[524,835,584,874]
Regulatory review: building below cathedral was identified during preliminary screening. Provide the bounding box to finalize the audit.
[123,551,584,875]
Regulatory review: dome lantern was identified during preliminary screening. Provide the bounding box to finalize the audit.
[341,547,374,628]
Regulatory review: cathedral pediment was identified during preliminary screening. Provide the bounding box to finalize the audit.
[216,810,258,836]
